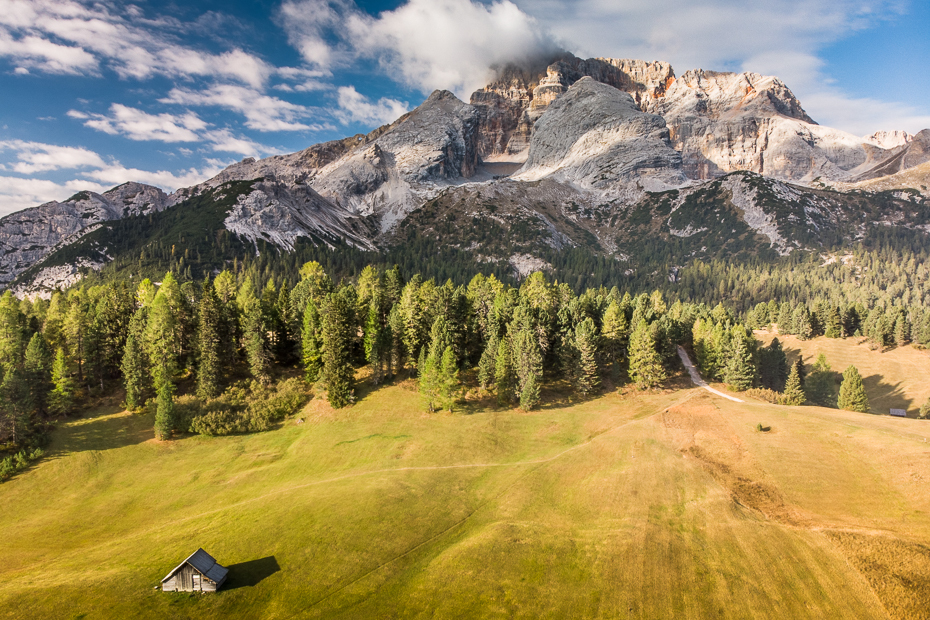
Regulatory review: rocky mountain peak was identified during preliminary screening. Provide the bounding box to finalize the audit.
[648,69,814,124]
[515,77,685,191]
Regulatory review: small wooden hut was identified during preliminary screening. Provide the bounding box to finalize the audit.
[161,548,228,592]
[890,408,907,417]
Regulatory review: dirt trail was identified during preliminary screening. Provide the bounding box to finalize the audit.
[677,346,744,402]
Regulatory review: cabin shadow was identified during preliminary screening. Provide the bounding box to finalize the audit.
[223,556,280,590]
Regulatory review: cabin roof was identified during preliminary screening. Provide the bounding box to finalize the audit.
[890,408,907,417]
[161,548,229,583]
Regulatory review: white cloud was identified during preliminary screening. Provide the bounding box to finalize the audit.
[0,29,98,74]
[335,86,409,125]
[280,0,559,97]
[69,102,283,156]
[0,139,106,173]
[160,84,328,132]
[0,0,272,86]
[71,104,207,142]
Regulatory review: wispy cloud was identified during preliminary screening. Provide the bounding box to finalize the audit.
[161,84,331,132]
[0,0,272,86]
[67,103,281,157]
[0,139,106,173]
[335,86,409,125]
[68,104,207,142]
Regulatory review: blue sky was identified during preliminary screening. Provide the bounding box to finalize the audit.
[1,0,928,216]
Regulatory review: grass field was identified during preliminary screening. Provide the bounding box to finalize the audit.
[755,332,930,415]
[1,355,929,619]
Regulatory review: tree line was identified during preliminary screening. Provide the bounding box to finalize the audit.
[0,257,916,478]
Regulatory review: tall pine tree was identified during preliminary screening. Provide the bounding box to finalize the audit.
[321,289,355,408]
[196,279,221,400]
[628,320,666,389]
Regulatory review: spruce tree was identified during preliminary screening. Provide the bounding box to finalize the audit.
[0,291,24,374]
[601,299,630,382]
[145,289,179,437]
[837,365,870,413]
[122,308,149,411]
[154,379,175,440]
[48,347,75,416]
[520,372,541,412]
[759,337,788,391]
[494,337,516,406]
[0,366,29,445]
[196,280,221,400]
[321,289,354,408]
[477,330,500,389]
[438,346,459,412]
[63,291,89,384]
[24,332,52,416]
[792,305,813,340]
[388,304,405,377]
[723,334,754,391]
[240,282,270,385]
[574,317,600,394]
[894,314,910,347]
[781,362,805,406]
[511,317,543,407]
[824,307,842,338]
[302,299,323,383]
[628,320,667,389]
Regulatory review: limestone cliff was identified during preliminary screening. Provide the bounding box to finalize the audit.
[514,77,685,191]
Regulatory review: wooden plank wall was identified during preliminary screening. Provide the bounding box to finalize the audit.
[162,563,218,592]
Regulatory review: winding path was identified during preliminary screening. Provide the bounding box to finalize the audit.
[677,345,744,403]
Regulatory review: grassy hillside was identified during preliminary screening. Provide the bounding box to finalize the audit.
[3,372,930,619]
[755,332,930,415]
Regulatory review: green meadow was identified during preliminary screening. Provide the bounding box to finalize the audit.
[2,339,930,619]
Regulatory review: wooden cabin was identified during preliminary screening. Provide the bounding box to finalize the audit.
[161,548,228,592]
[890,408,907,417]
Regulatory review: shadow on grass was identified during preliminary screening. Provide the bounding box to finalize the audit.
[224,556,280,590]
[862,374,912,414]
[56,405,153,454]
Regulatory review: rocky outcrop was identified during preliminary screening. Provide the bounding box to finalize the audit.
[515,78,685,191]
[223,179,376,253]
[0,182,167,286]
[632,69,903,182]
[172,89,481,234]
[864,130,912,149]
[853,129,930,181]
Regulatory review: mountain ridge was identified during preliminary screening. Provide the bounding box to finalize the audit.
[3,52,929,295]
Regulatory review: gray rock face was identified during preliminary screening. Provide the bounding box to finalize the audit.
[173,89,481,234]
[0,182,167,286]
[223,179,376,253]
[516,77,686,190]
[639,69,881,182]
